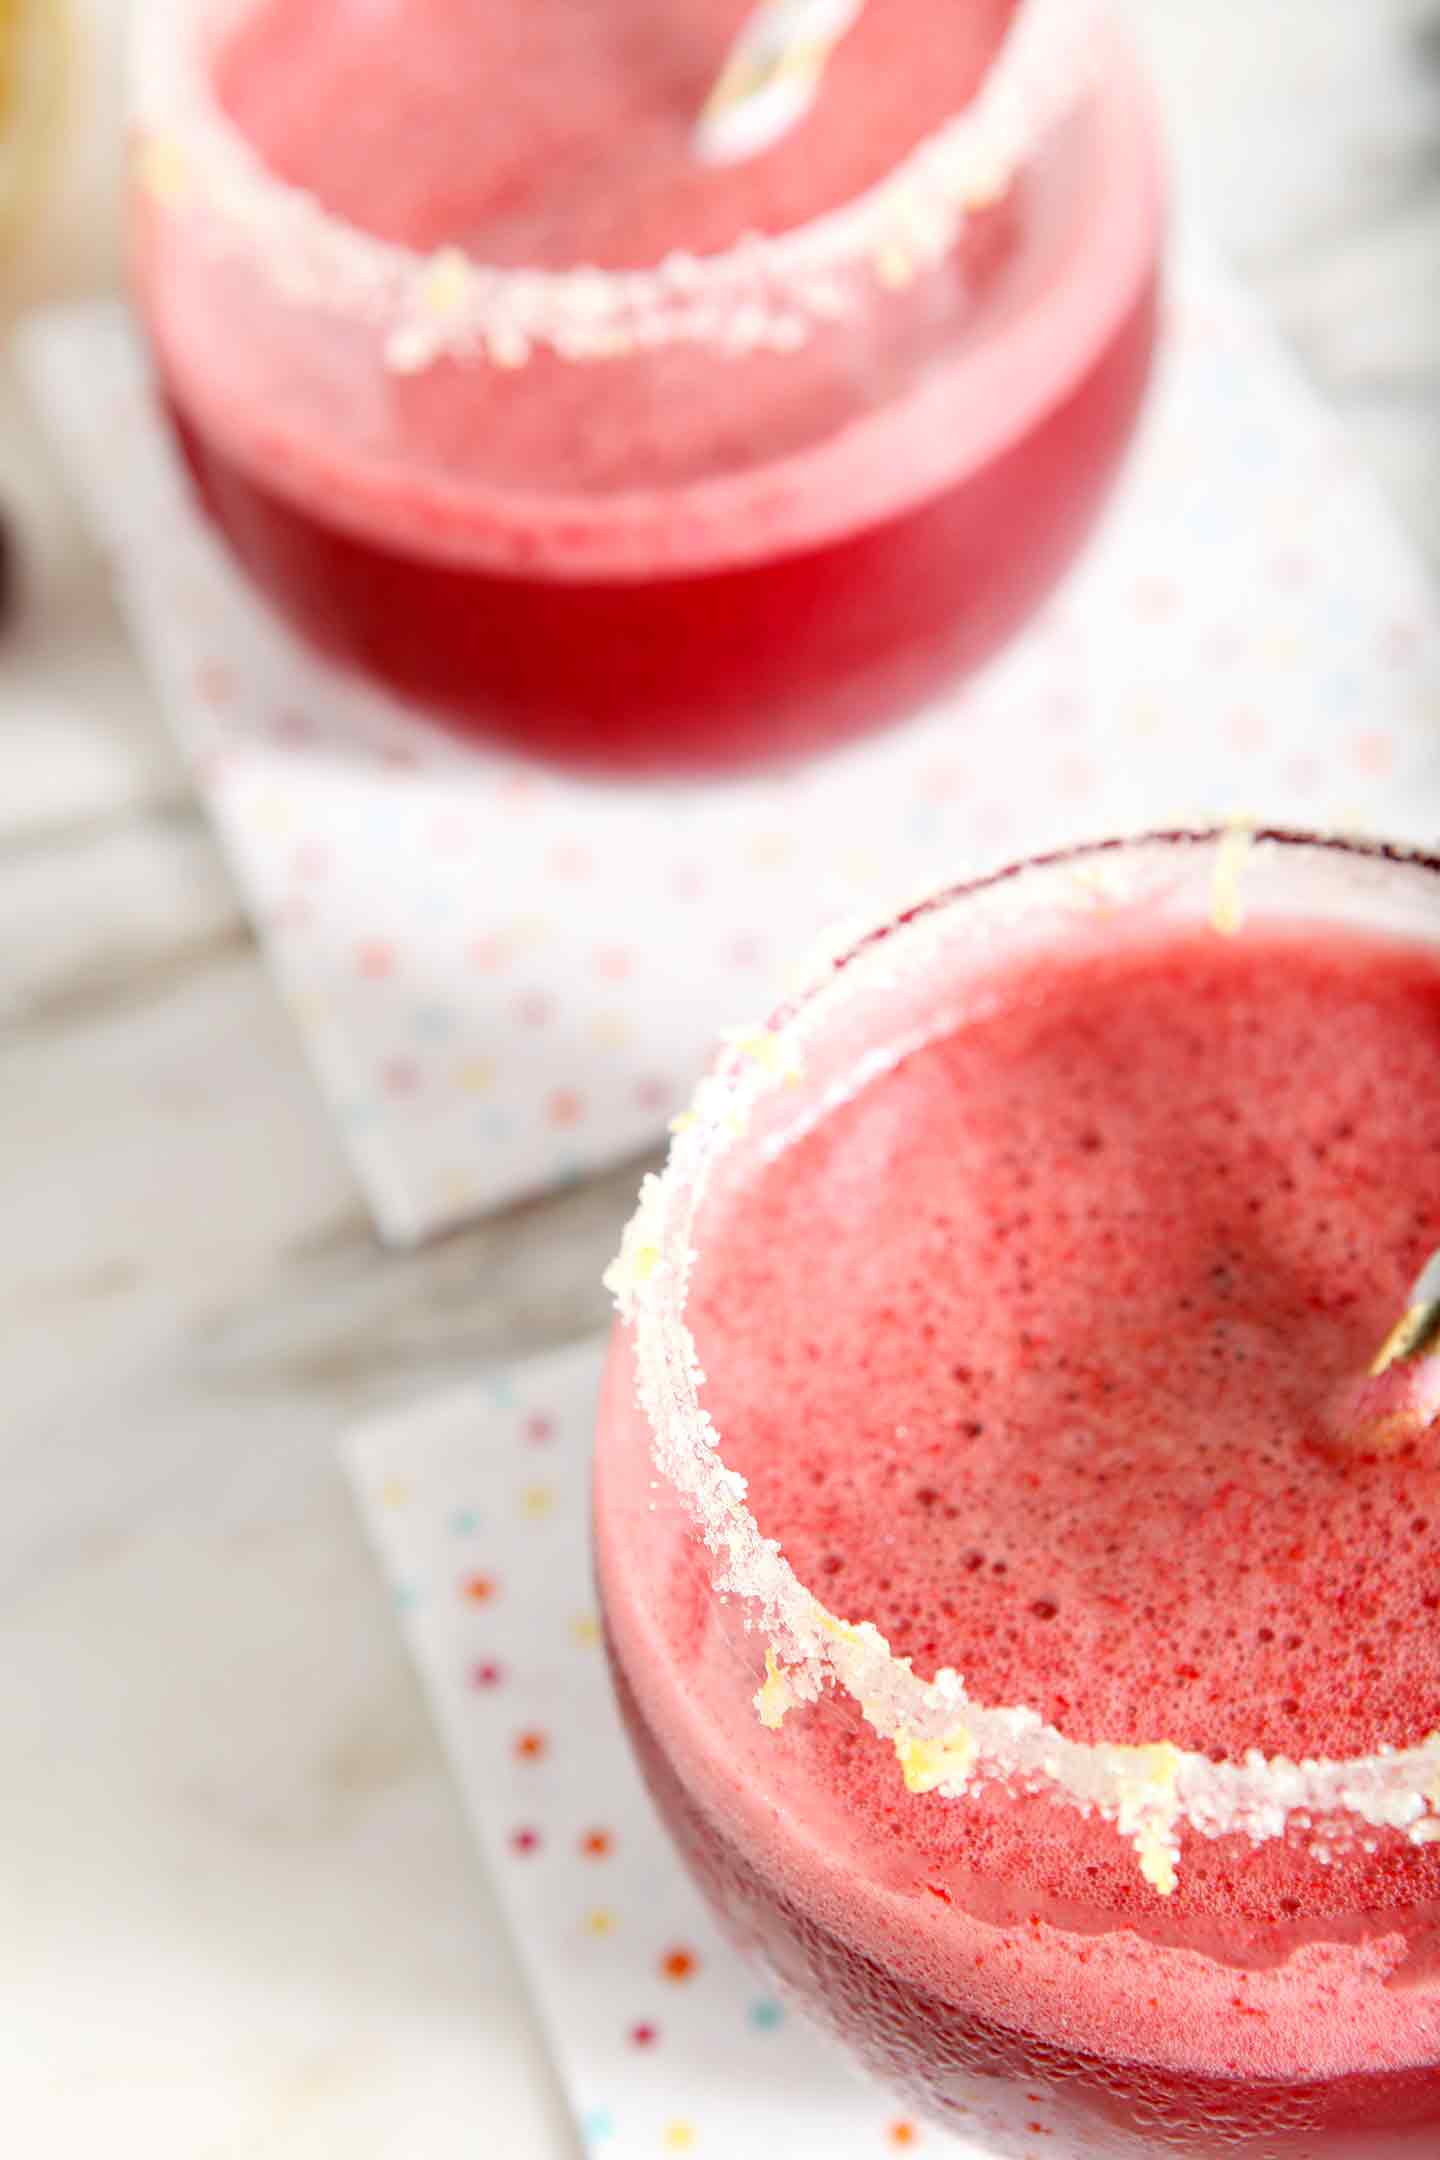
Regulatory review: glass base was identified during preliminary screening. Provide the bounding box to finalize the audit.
[606,1639,1440,2156]
[163,275,1156,778]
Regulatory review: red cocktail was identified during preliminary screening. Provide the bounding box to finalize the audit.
[130,0,1161,774]
[596,832,1440,2152]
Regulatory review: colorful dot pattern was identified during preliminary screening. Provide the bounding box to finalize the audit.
[24,263,1440,1249]
[347,1336,1029,2154]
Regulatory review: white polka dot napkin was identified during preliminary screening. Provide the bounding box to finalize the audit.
[344,1335,996,2157]
[17,232,1440,1244]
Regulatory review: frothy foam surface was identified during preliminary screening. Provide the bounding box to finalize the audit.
[693,927,1440,1771]
[216,0,1018,264]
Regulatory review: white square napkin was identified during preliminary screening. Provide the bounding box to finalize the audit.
[346,1336,1004,2156]
[18,239,1440,1242]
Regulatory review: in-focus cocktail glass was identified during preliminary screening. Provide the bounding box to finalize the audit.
[596,830,1440,2154]
[129,0,1161,775]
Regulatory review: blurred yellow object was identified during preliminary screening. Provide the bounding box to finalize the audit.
[0,0,68,255]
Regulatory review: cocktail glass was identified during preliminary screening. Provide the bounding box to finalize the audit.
[128,0,1161,775]
[595,831,1440,2154]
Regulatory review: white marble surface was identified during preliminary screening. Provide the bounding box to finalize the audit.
[2,5,1437,2154]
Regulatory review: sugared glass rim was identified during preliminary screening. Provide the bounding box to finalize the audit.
[607,828,1440,1894]
[130,0,1100,371]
